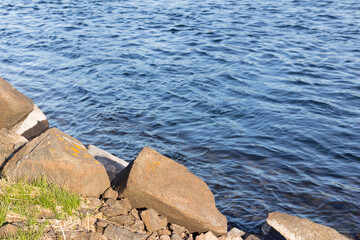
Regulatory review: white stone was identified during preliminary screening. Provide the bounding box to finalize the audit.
[225,228,245,240]
[10,105,48,139]
[87,144,128,182]
[204,231,218,240]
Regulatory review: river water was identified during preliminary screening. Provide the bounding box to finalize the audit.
[0,0,359,236]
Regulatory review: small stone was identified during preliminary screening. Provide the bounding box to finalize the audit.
[131,209,140,220]
[244,235,261,240]
[103,224,147,240]
[204,231,218,240]
[108,215,135,226]
[95,219,109,233]
[160,235,171,240]
[131,219,146,233]
[116,198,132,213]
[158,229,172,236]
[105,198,116,206]
[140,208,168,232]
[81,215,97,231]
[0,224,18,238]
[225,228,245,240]
[147,232,159,240]
[102,187,119,200]
[170,223,188,235]
[171,233,182,240]
[88,197,103,208]
[100,206,128,217]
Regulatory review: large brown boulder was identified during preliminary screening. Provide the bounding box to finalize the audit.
[266,212,350,240]
[0,129,28,168]
[3,128,110,197]
[112,147,227,236]
[0,77,34,129]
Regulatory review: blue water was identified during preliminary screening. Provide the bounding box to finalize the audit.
[1,0,359,236]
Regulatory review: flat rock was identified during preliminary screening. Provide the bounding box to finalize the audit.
[10,105,49,140]
[112,147,227,236]
[103,224,147,240]
[266,212,351,240]
[108,214,135,226]
[3,128,110,197]
[87,144,128,182]
[0,128,28,168]
[0,77,34,129]
[140,208,167,233]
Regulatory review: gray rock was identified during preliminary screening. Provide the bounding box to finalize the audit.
[266,212,351,240]
[103,224,147,240]
[225,228,245,240]
[0,128,28,168]
[112,147,227,236]
[140,208,168,233]
[87,144,128,182]
[10,105,49,140]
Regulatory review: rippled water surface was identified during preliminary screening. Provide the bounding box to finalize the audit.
[1,0,359,236]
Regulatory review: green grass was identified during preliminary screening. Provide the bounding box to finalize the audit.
[0,177,82,239]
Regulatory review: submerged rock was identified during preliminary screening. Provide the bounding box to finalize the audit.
[112,146,227,236]
[3,128,110,197]
[266,211,351,240]
[0,77,34,130]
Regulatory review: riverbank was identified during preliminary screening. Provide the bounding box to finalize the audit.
[0,76,356,240]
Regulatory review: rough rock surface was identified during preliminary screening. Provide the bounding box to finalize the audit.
[10,105,49,140]
[0,129,28,168]
[140,208,167,233]
[3,128,110,197]
[87,144,128,182]
[112,147,227,236]
[266,212,350,240]
[0,77,34,129]
[103,224,147,240]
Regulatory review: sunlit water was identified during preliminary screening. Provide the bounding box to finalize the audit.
[1,0,359,237]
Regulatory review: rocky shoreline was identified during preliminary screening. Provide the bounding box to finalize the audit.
[0,76,355,240]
